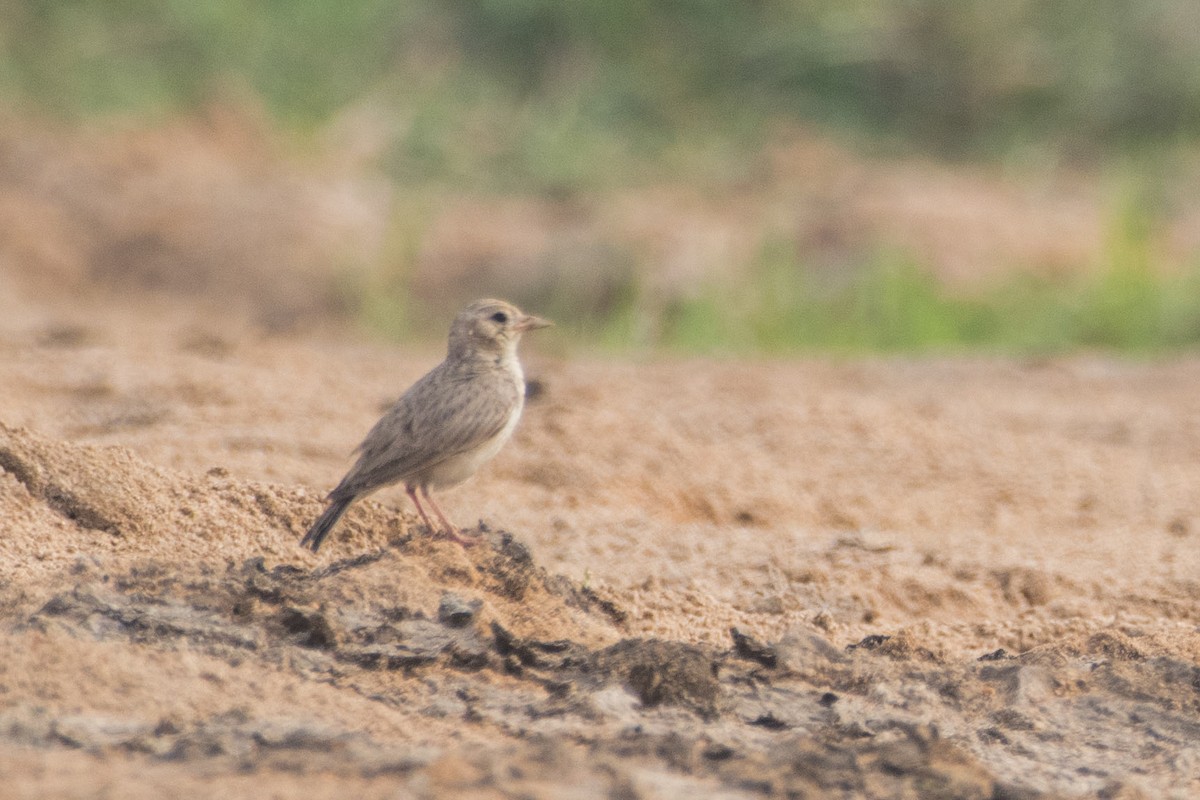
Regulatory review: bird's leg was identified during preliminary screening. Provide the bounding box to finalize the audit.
[406,485,439,534]
[421,486,479,546]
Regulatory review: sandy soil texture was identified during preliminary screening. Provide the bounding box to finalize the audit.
[1,277,1199,799]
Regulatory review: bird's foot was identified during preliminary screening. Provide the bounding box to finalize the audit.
[432,526,480,548]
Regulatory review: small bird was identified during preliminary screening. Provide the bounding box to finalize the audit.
[300,299,552,552]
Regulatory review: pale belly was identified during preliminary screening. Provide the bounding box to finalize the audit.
[424,400,523,490]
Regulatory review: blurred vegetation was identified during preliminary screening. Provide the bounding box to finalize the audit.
[4,0,1200,352]
[648,257,1200,356]
[357,216,1200,355]
[6,0,1200,179]
[553,208,1200,356]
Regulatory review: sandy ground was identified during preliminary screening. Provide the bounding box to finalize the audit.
[2,274,1200,798]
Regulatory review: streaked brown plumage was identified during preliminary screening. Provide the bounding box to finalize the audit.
[301,299,551,552]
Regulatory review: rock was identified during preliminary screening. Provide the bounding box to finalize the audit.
[438,593,482,628]
[729,627,777,668]
[591,639,722,719]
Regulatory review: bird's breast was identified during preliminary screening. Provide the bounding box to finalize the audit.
[424,399,523,489]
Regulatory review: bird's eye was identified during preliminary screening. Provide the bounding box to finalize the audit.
[490,311,508,324]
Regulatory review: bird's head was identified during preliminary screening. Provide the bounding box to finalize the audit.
[448,298,552,360]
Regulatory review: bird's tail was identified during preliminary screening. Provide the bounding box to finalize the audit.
[300,495,354,552]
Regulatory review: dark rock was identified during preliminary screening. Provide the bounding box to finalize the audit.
[592,639,722,718]
[438,593,482,628]
[275,607,336,649]
[730,627,777,668]
[749,713,790,730]
[489,621,586,670]
[702,742,737,761]
[846,634,892,652]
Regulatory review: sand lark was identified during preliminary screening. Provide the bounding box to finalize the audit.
[301,299,551,552]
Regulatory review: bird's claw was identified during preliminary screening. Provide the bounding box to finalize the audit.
[432,526,480,547]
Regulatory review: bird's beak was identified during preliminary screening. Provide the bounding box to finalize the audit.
[515,314,553,332]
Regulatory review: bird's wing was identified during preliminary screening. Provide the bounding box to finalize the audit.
[330,365,520,499]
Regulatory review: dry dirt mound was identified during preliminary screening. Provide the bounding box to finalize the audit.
[0,421,1011,798]
[1,421,1195,798]
[0,422,619,646]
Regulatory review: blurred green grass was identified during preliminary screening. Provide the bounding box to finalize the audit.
[6,1,1200,353]
[353,198,1200,355]
[634,185,1200,354]
[648,256,1200,356]
[7,1,1200,179]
